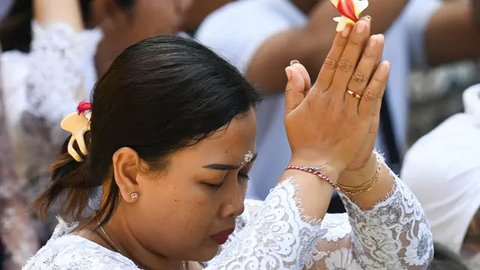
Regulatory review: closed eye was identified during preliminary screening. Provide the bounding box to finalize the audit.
[238,173,250,182]
[205,182,223,190]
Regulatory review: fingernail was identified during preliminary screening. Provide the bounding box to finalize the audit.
[361,15,371,22]
[290,60,300,66]
[341,26,351,38]
[356,21,366,34]
[381,61,390,72]
[285,67,292,80]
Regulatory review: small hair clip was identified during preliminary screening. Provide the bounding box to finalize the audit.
[61,101,92,162]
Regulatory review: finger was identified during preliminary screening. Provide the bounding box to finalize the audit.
[330,18,371,97]
[310,25,351,94]
[347,34,384,96]
[360,90,382,156]
[290,60,312,94]
[358,61,390,117]
[285,65,308,114]
[345,35,384,107]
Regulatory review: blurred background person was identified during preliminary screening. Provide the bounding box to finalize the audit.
[0,0,193,247]
[196,0,480,204]
[0,46,39,270]
[402,83,480,269]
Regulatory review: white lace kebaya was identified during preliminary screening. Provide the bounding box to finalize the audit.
[23,167,434,270]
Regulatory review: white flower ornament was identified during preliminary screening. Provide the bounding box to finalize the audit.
[60,102,92,162]
[331,0,369,32]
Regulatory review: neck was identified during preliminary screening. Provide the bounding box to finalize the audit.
[99,212,184,270]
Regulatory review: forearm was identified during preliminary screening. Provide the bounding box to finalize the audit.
[339,175,434,269]
[34,0,83,31]
[280,168,335,220]
[337,153,395,210]
[426,1,480,66]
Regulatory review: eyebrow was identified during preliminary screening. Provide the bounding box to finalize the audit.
[202,153,257,171]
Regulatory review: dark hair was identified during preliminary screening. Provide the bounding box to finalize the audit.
[0,0,135,52]
[428,243,469,270]
[34,36,260,226]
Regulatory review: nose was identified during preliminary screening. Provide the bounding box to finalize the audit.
[220,180,245,218]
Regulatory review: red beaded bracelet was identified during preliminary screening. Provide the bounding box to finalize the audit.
[285,165,336,187]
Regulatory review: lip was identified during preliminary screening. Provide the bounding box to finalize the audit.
[210,228,234,245]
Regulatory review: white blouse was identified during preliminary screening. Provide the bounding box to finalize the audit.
[23,173,434,269]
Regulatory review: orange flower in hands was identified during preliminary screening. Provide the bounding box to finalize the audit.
[331,0,369,32]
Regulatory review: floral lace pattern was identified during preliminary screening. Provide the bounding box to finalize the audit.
[23,173,433,269]
[22,219,138,270]
[207,180,325,269]
[303,176,434,270]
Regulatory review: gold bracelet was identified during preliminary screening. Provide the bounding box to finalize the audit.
[337,154,382,196]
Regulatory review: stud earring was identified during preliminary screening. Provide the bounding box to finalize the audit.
[130,192,139,202]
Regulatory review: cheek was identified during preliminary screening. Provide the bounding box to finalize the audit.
[126,182,223,258]
[135,183,219,240]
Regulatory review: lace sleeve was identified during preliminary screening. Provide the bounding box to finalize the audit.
[26,22,101,128]
[206,179,326,269]
[305,174,434,270]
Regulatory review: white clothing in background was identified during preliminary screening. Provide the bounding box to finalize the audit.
[402,84,480,254]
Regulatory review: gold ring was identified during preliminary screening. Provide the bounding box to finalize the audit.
[346,89,362,99]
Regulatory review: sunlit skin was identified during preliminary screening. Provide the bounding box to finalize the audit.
[78,107,257,270]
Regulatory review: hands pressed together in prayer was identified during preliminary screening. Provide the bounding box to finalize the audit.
[285,16,388,180]
[283,17,395,211]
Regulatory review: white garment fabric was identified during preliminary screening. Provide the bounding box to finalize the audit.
[1,22,102,241]
[23,171,434,269]
[402,84,480,253]
[195,0,441,200]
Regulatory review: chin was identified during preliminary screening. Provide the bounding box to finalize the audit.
[194,244,221,262]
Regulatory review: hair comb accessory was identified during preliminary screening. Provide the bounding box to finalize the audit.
[330,0,369,32]
[61,101,92,162]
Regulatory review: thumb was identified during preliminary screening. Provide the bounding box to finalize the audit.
[285,66,306,115]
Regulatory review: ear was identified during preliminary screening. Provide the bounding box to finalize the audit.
[112,147,141,203]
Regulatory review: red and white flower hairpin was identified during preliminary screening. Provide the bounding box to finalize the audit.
[331,0,369,32]
[61,101,92,162]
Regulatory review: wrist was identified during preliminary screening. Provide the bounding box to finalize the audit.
[289,155,342,184]
[338,152,377,186]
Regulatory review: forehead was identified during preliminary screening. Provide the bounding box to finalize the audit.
[173,109,257,164]
[203,109,256,155]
